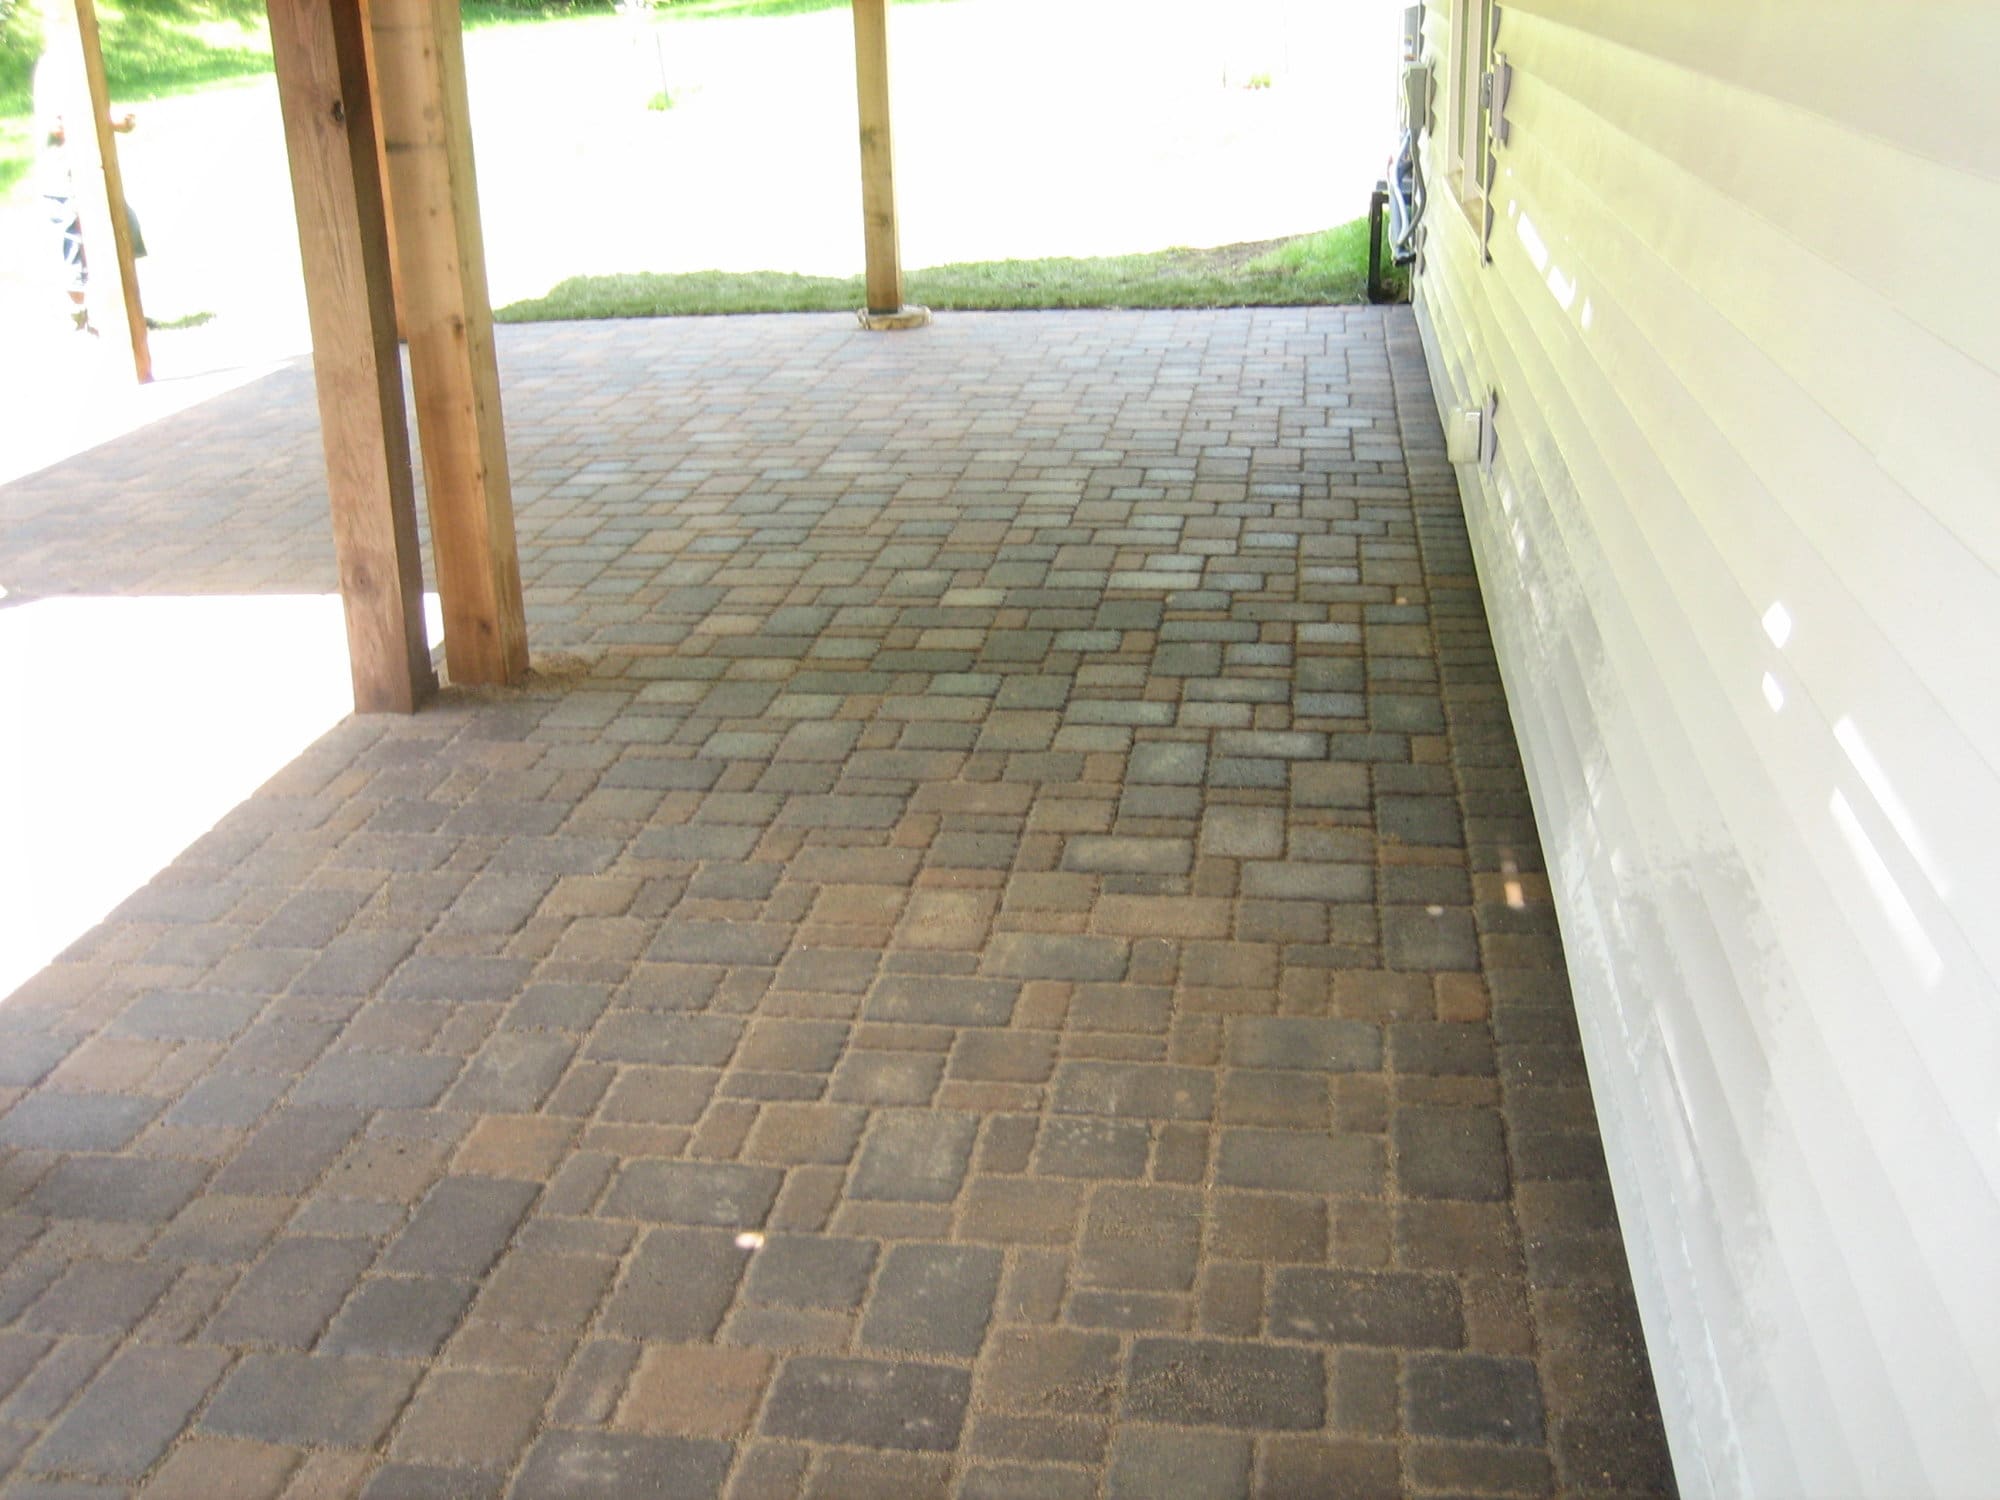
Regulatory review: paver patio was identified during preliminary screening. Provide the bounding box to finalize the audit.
[0,307,1674,1497]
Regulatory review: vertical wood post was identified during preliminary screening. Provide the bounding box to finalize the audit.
[47,0,151,379]
[850,0,927,329]
[370,0,529,687]
[267,0,435,713]
[355,0,409,342]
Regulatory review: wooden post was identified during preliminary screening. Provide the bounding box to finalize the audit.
[355,0,408,343]
[267,0,435,713]
[369,0,528,687]
[46,0,151,379]
[850,0,927,329]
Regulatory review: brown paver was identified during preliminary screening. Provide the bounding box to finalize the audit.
[0,308,1674,1496]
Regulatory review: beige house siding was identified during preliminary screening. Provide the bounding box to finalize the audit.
[1410,3,2000,1496]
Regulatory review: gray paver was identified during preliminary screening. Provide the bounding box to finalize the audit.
[0,1092,160,1151]
[21,1260,177,1337]
[203,1352,421,1447]
[1079,1186,1204,1292]
[383,1177,539,1277]
[762,1356,971,1451]
[513,1432,733,1499]
[1215,1129,1382,1195]
[1395,1105,1512,1201]
[1105,1428,1253,1500]
[476,1249,618,1330]
[849,1111,979,1203]
[1035,1117,1150,1180]
[587,1013,742,1066]
[28,1343,231,1479]
[0,1033,77,1088]
[32,1157,208,1222]
[203,1236,377,1347]
[1051,1064,1213,1121]
[978,1329,1121,1415]
[1228,1018,1383,1072]
[389,1367,553,1469]
[212,1108,367,1196]
[1062,837,1193,876]
[860,1243,1004,1357]
[0,1334,52,1408]
[1406,1352,1546,1445]
[111,989,265,1042]
[744,1235,879,1309]
[601,1161,783,1226]
[865,976,1018,1027]
[322,1275,477,1357]
[360,1464,505,1499]
[1123,1338,1324,1430]
[443,1034,575,1112]
[1382,906,1480,971]
[985,934,1129,983]
[1268,1268,1465,1348]
[602,1228,750,1340]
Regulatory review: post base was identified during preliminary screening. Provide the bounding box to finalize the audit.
[857,305,932,331]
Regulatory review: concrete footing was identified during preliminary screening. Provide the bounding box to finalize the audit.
[856,305,932,331]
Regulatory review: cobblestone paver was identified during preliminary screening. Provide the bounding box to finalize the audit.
[0,309,1674,1496]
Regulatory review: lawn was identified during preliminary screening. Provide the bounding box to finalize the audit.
[497,220,1398,321]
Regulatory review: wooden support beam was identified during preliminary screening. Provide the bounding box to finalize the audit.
[267,0,435,714]
[850,0,927,329]
[370,0,528,687]
[355,0,408,342]
[46,0,151,379]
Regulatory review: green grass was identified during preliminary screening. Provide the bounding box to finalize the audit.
[1,0,42,115]
[460,1,614,29]
[95,0,272,103]
[497,219,1403,322]
[0,115,30,195]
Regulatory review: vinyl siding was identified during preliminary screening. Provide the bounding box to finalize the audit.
[1410,4,2000,1496]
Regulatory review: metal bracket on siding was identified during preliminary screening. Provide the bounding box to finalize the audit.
[1480,389,1500,474]
[1476,5,1503,267]
[1489,55,1513,146]
[1480,153,1497,263]
[1403,60,1433,134]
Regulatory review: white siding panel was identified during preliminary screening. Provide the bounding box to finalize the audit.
[1412,2,2000,1495]
[1452,220,1925,1499]
[1507,13,2000,705]
[1511,0,2000,182]
[1495,81,2000,1163]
